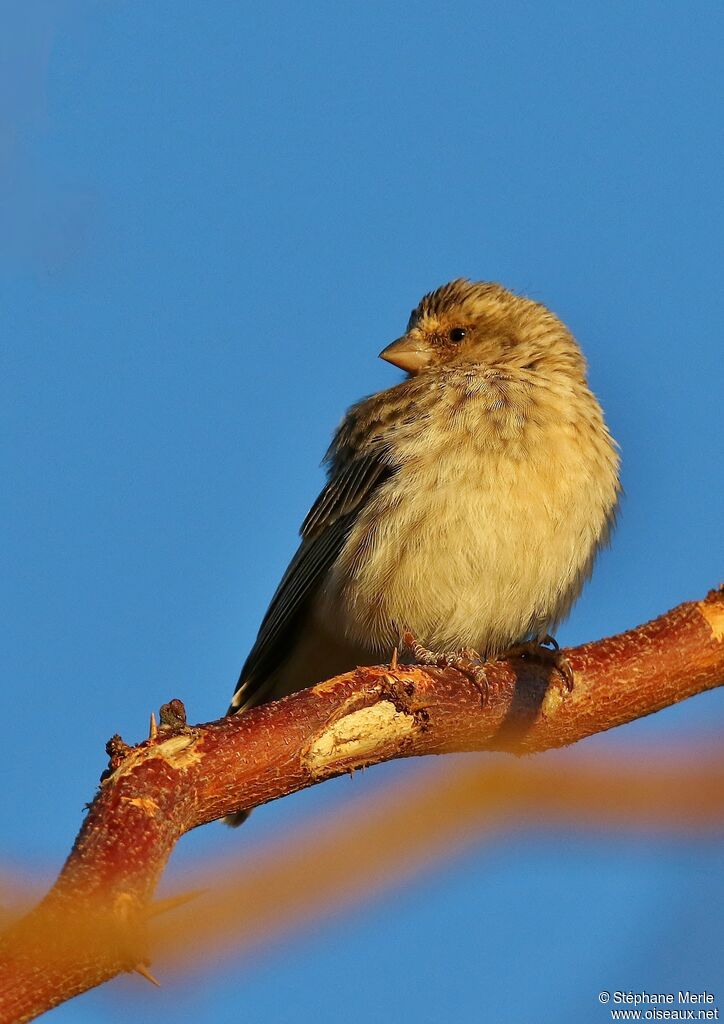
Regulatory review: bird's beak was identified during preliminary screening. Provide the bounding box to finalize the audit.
[379,334,434,373]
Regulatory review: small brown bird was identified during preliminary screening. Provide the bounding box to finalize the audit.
[226,279,620,821]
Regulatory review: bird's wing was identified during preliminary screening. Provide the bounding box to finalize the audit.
[228,448,393,714]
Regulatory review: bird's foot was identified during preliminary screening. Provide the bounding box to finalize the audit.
[403,632,479,667]
[499,635,574,691]
[403,633,490,704]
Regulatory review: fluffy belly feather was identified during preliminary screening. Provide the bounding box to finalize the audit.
[318,434,615,656]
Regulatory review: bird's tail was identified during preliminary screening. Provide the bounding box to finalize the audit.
[224,808,252,828]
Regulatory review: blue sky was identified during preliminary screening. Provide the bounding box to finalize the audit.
[2,2,723,1021]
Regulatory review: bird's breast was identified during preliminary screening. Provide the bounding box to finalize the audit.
[316,379,619,657]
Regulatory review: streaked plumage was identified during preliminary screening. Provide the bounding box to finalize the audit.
[226,280,620,819]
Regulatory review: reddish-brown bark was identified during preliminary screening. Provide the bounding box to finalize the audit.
[0,588,722,1022]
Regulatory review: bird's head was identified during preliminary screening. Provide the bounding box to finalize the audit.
[379,279,586,379]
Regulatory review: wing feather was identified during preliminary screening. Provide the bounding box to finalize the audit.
[229,442,394,713]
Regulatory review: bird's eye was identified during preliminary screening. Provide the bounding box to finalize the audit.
[449,327,467,343]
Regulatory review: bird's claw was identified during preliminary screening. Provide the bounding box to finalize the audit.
[403,633,490,705]
[501,637,574,691]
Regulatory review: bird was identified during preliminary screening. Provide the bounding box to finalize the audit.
[225,278,620,823]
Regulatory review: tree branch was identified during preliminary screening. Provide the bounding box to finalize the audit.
[1,588,722,1022]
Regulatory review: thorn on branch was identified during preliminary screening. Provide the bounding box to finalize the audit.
[146,889,205,919]
[148,711,158,740]
[133,963,161,987]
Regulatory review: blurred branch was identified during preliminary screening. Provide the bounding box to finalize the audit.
[0,587,722,1022]
[151,748,724,978]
